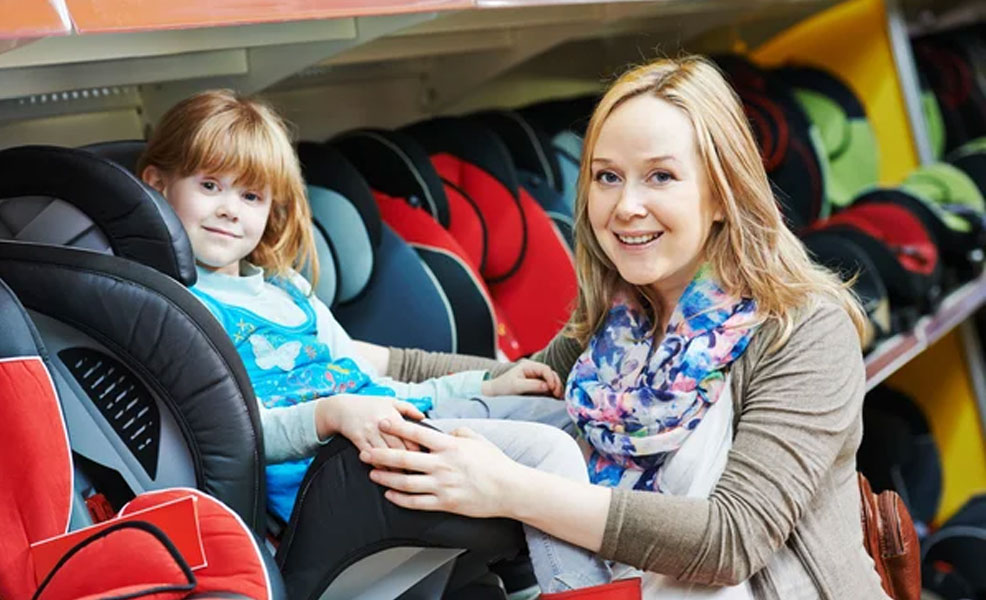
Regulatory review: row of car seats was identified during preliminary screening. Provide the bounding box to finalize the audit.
[0,142,536,599]
[300,112,584,362]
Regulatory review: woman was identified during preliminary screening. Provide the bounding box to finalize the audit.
[362,55,888,599]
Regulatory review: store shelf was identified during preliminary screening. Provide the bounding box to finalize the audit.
[64,0,469,34]
[0,0,71,39]
[865,272,986,391]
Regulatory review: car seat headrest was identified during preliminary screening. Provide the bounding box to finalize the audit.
[298,141,383,249]
[950,144,986,199]
[83,140,147,176]
[470,110,562,192]
[775,66,880,209]
[401,117,521,197]
[519,94,598,137]
[306,185,374,305]
[329,130,451,229]
[902,162,986,228]
[0,145,196,286]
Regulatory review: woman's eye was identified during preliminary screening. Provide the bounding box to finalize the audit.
[595,170,621,185]
[650,171,674,184]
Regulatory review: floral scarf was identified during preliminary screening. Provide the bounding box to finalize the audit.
[565,265,760,491]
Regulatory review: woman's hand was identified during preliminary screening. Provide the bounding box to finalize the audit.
[315,394,425,453]
[480,359,564,398]
[358,418,525,519]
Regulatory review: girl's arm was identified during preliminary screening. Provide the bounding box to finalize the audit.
[352,340,391,375]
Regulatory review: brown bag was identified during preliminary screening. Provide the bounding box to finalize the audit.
[858,473,922,600]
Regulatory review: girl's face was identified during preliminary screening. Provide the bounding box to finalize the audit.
[144,168,272,276]
[588,94,722,307]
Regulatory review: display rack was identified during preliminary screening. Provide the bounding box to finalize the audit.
[866,274,986,391]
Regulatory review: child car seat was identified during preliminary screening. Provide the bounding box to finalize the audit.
[858,385,942,535]
[810,200,942,330]
[715,55,831,230]
[948,137,986,198]
[470,110,575,248]
[902,162,986,281]
[0,144,528,599]
[913,36,986,152]
[403,117,578,356]
[301,138,502,358]
[800,228,891,350]
[852,186,982,289]
[0,275,282,599]
[520,94,598,214]
[775,65,880,209]
[921,494,986,599]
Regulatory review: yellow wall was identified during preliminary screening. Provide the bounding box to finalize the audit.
[752,0,918,183]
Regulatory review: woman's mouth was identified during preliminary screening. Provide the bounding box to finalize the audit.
[615,231,663,247]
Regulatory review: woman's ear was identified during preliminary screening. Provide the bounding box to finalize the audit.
[141,165,168,196]
[713,204,725,223]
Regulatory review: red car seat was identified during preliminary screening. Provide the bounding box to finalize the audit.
[0,275,279,600]
[326,131,522,359]
[810,201,942,330]
[402,117,577,355]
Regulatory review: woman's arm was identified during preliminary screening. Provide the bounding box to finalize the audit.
[365,300,865,586]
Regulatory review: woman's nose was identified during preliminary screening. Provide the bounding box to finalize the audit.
[614,184,648,220]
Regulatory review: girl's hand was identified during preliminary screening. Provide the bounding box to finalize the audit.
[358,418,525,519]
[480,359,563,398]
[316,394,424,453]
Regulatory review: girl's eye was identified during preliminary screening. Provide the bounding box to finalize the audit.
[244,192,263,203]
[201,181,218,192]
[594,170,622,185]
[650,171,674,184]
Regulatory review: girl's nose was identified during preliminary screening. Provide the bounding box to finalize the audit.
[215,193,239,220]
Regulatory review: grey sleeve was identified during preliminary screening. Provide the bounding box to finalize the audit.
[385,331,585,382]
[259,400,330,464]
[598,301,865,586]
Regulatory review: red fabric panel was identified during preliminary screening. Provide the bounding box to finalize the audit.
[817,204,938,275]
[0,358,72,600]
[374,191,523,360]
[490,189,577,355]
[34,526,191,600]
[121,489,271,600]
[430,153,525,281]
[442,182,486,272]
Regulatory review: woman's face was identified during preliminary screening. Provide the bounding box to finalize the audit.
[588,94,722,306]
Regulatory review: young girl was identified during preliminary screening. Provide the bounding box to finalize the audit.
[138,89,620,597]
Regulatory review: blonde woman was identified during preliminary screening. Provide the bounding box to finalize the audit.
[363,56,890,599]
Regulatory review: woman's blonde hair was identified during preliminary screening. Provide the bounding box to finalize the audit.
[138,89,317,285]
[567,55,866,348]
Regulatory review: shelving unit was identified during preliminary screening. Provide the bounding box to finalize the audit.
[866,274,986,393]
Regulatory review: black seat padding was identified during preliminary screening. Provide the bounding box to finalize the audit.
[0,145,195,286]
[0,241,267,531]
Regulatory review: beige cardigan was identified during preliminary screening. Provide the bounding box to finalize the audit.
[387,298,890,599]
